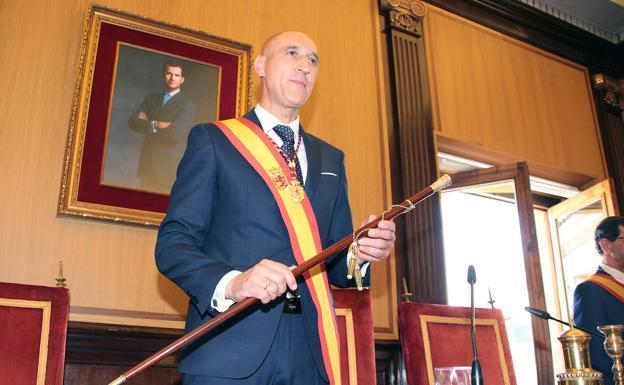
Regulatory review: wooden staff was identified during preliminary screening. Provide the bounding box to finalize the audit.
[108,174,452,385]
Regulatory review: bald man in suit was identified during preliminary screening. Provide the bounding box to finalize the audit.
[156,31,395,385]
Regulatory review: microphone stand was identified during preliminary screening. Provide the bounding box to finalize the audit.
[524,306,603,339]
[468,265,483,385]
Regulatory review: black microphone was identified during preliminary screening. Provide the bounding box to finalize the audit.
[524,306,603,339]
[468,265,476,284]
[468,265,483,385]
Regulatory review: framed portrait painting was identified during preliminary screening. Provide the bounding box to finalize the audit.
[58,4,252,226]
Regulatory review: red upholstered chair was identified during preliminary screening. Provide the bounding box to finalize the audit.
[398,302,517,385]
[0,282,70,385]
[333,287,376,385]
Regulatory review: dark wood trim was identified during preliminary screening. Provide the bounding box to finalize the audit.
[515,163,554,385]
[380,1,447,305]
[593,75,624,212]
[64,321,183,385]
[378,9,411,320]
[375,340,407,385]
[64,364,181,385]
[64,322,408,385]
[65,321,183,366]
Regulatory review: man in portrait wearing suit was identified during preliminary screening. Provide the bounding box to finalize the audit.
[156,31,396,385]
[574,216,624,385]
[129,61,196,194]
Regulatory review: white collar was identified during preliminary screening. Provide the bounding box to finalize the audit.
[600,263,624,284]
[254,104,300,137]
[166,89,181,97]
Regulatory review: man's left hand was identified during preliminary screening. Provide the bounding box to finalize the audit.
[355,215,396,265]
[155,121,173,129]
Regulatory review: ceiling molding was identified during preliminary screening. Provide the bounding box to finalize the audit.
[518,0,624,43]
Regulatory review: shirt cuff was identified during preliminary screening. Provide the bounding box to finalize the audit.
[211,270,242,312]
[345,255,370,277]
[360,261,370,277]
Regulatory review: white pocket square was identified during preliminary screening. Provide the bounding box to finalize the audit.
[320,172,338,177]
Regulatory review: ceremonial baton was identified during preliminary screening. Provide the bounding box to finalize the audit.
[108,174,452,385]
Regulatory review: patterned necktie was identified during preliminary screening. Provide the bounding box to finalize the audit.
[273,124,303,185]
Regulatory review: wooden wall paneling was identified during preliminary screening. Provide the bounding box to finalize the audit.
[422,0,624,78]
[423,4,606,187]
[375,340,407,385]
[64,321,183,384]
[64,321,409,385]
[379,0,447,305]
[64,365,181,385]
[0,0,394,334]
[419,0,623,203]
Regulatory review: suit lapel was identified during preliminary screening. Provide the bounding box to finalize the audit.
[302,127,321,208]
[161,92,182,111]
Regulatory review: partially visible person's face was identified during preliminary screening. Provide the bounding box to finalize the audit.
[602,225,624,269]
[610,225,624,260]
[255,31,319,113]
[164,65,184,91]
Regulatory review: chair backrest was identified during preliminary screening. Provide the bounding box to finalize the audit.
[398,302,517,385]
[0,282,70,385]
[333,287,376,385]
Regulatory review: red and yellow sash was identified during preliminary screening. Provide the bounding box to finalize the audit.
[586,273,624,303]
[215,117,342,385]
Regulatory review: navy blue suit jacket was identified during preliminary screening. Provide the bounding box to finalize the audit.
[573,267,624,385]
[156,110,365,379]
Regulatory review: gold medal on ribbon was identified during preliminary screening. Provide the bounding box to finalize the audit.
[290,180,305,203]
[268,167,289,191]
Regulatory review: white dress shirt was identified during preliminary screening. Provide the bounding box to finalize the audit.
[601,263,624,284]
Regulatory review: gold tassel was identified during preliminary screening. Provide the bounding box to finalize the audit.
[347,241,357,279]
[354,262,363,291]
[346,241,363,290]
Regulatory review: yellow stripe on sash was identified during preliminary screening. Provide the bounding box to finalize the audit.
[586,274,624,302]
[217,118,342,385]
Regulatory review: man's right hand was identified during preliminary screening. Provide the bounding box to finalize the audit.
[225,259,297,304]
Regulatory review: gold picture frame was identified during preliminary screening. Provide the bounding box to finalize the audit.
[58,4,252,226]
